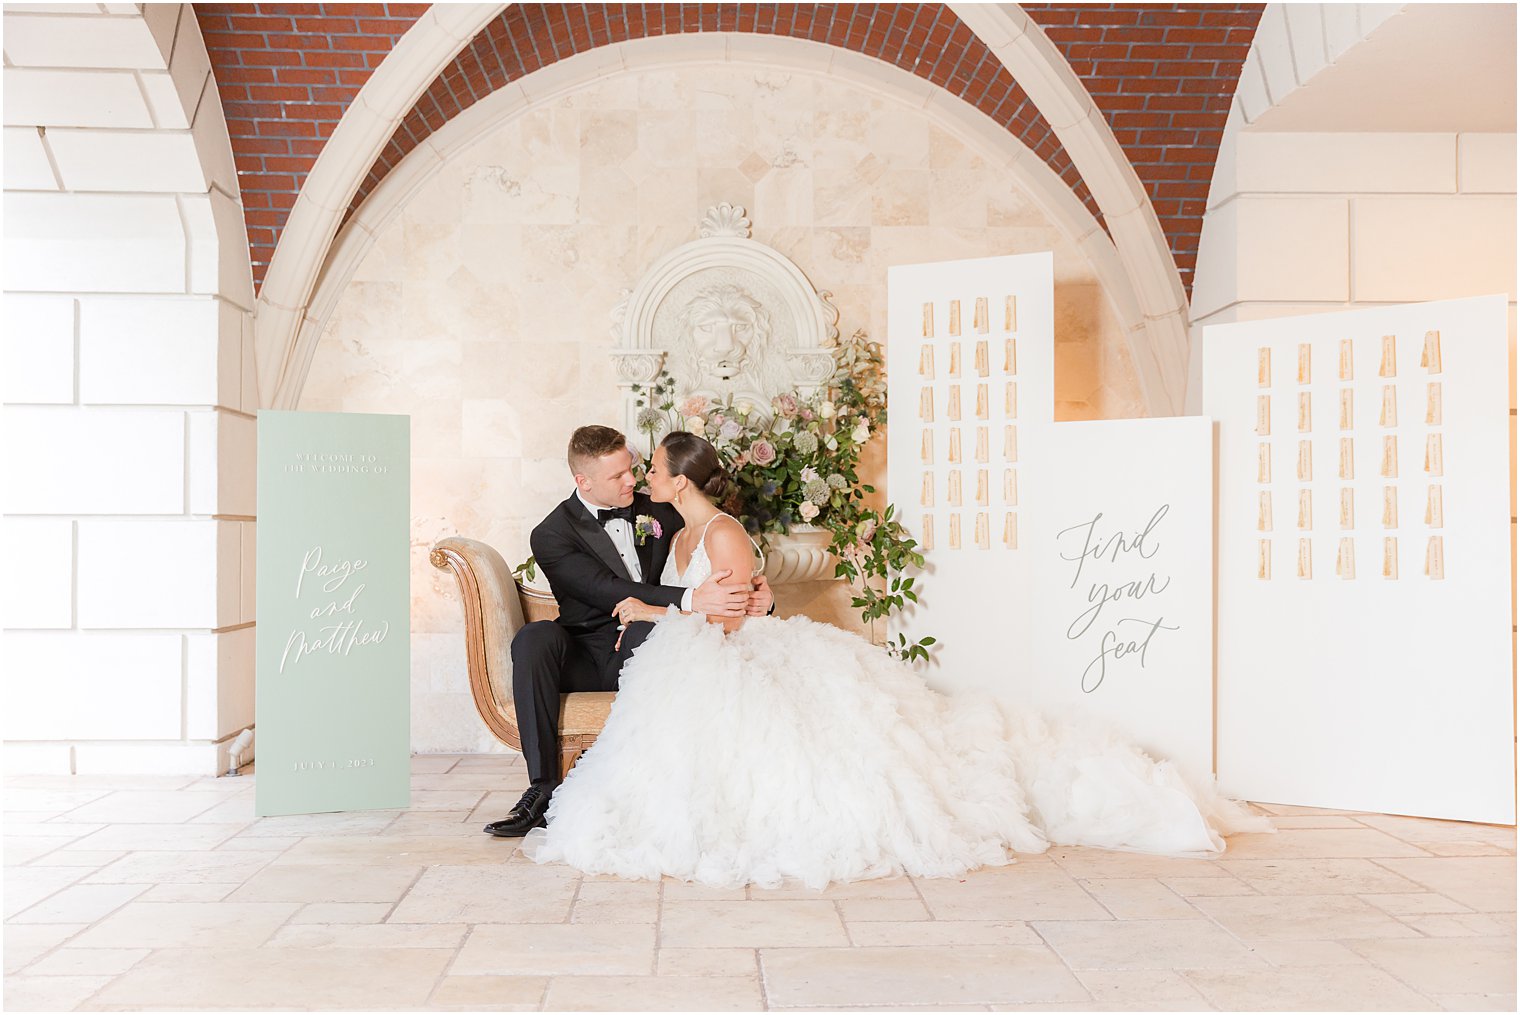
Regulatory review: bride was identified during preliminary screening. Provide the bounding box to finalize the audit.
[522,431,1271,889]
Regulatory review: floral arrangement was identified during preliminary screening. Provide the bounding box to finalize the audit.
[632,329,935,663]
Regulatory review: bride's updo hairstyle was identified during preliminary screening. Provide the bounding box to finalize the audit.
[661,431,741,513]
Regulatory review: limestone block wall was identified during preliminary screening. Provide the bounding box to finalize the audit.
[307,61,1146,753]
[2,4,257,774]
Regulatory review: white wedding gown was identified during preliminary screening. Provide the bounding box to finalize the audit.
[522,515,1271,889]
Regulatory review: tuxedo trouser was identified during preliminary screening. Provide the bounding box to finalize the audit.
[509,620,655,785]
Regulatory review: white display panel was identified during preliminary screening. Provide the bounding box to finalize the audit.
[887,253,1053,699]
[1025,418,1215,782]
[1204,295,1514,823]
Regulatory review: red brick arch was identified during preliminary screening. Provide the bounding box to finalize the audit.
[197,3,1260,296]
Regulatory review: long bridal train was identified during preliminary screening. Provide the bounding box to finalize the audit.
[524,610,1272,891]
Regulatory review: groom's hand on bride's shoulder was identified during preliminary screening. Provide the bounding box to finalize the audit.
[747,574,775,617]
[692,569,748,618]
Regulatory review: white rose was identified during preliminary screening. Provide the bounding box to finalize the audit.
[852,421,870,443]
[798,501,820,522]
[818,401,836,419]
[684,415,705,434]
[735,401,753,416]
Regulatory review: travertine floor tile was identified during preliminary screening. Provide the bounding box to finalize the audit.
[1399,912,1517,937]
[287,901,392,924]
[1219,857,1426,895]
[1079,877,1202,919]
[836,896,931,921]
[577,879,660,903]
[69,901,299,949]
[1162,874,1257,897]
[761,945,1087,1007]
[84,850,272,885]
[1032,918,1266,970]
[1431,992,1518,1011]
[659,879,746,901]
[4,867,86,918]
[90,946,454,1008]
[4,788,113,815]
[65,791,222,824]
[226,861,420,903]
[411,772,514,792]
[267,922,467,949]
[660,900,848,948]
[1359,891,1475,916]
[452,923,656,976]
[24,849,127,868]
[1,974,112,1011]
[1246,939,1373,967]
[1191,893,1421,942]
[915,869,1110,921]
[408,789,489,811]
[656,946,757,976]
[271,833,510,867]
[1182,964,1436,1010]
[19,947,150,976]
[64,823,248,852]
[844,920,1042,947]
[1215,828,1430,859]
[749,874,920,901]
[6,838,73,866]
[3,923,87,974]
[8,883,147,924]
[542,974,764,1011]
[1268,815,1369,828]
[135,883,234,903]
[6,767,1511,1012]
[1356,814,1516,848]
[1047,846,1229,880]
[428,974,547,1008]
[409,755,463,774]
[1073,968,1214,1008]
[1347,936,1516,995]
[388,864,577,923]
[229,809,398,836]
[1375,856,1518,911]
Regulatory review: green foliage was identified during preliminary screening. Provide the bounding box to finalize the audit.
[638,329,936,664]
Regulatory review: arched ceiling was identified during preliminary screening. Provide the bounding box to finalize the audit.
[196,2,1261,296]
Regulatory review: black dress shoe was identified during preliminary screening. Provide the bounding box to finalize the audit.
[483,783,553,837]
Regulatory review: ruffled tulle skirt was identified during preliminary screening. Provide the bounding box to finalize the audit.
[522,612,1270,889]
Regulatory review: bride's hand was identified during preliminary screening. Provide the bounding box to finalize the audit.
[612,597,660,626]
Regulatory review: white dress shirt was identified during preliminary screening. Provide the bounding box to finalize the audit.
[575,491,693,611]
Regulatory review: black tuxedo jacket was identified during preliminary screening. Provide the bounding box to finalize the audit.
[529,491,688,643]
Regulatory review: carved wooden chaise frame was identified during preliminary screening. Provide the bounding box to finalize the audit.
[428,536,614,779]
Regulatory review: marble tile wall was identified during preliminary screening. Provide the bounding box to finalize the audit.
[304,66,1145,752]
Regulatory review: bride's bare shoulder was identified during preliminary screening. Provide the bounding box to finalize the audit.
[703,514,752,557]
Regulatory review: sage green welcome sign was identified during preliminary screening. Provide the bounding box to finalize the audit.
[256,411,410,817]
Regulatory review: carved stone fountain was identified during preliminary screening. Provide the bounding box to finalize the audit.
[610,204,843,584]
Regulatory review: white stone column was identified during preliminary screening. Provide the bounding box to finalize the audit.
[2,3,257,774]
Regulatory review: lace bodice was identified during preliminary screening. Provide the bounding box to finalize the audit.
[660,513,763,590]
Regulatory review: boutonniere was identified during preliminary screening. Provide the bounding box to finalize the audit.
[634,514,661,546]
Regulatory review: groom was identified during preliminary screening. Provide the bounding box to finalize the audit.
[484,424,773,837]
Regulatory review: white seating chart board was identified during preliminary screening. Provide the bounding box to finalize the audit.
[1025,417,1215,782]
[1204,295,1515,823]
[887,253,1054,699]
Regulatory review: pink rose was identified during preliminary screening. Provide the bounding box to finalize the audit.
[680,395,709,416]
[771,393,798,416]
[751,440,777,466]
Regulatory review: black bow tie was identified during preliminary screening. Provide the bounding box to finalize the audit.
[596,505,635,524]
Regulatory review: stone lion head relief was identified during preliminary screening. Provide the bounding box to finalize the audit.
[611,204,838,432]
[683,282,766,382]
